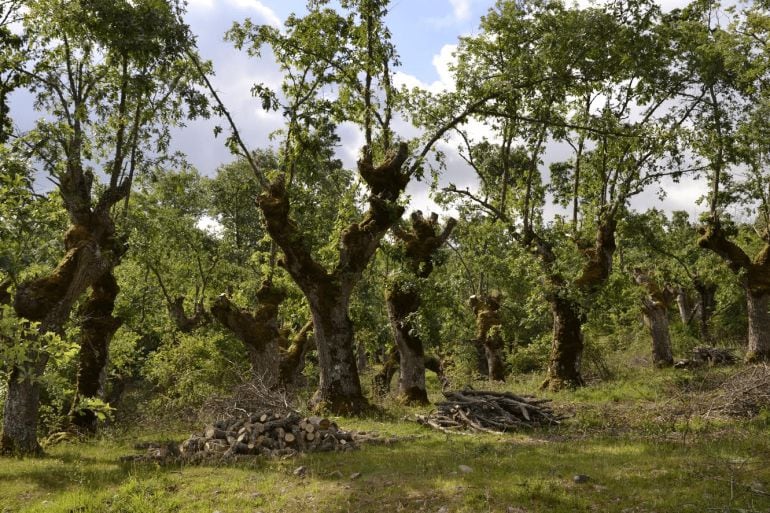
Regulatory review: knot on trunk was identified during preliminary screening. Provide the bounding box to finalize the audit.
[393,211,457,278]
[357,142,409,200]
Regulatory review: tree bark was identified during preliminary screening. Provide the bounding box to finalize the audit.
[306,290,368,413]
[1,362,47,455]
[746,289,770,362]
[544,294,584,390]
[386,281,428,404]
[71,270,122,433]
[694,280,716,343]
[469,294,506,381]
[675,286,694,325]
[211,281,286,385]
[634,269,674,368]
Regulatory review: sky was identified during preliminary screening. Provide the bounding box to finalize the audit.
[10,0,708,219]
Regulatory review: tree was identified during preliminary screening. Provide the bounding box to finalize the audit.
[385,211,456,403]
[441,0,688,389]
[673,1,770,361]
[195,0,487,413]
[2,0,204,452]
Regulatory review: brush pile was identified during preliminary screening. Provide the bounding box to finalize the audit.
[675,346,736,369]
[416,389,566,434]
[711,364,770,418]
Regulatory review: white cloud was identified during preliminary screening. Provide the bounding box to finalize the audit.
[394,44,457,94]
[229,0,282,27]
[449,0,472,22]
[187,0,281,27]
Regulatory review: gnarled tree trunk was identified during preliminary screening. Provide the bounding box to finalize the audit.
[258,144,410,414]
[746,289,770,362]
[3,223,111,454]
[71,270,122,433]
[386,281,428,404]
[634,269,674,368]
[544,294,584,390]
[699,221,770,362]
[278,320,314,386]
[542,219,616,390]
[211,281,285,385]
[470,293,506,381]
[694,280,716,343]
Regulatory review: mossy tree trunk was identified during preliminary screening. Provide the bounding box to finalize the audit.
[71,270,122,433]
[539,219,616,390]
[386,212,456,403]
[470,293,507,381]
[257,144,410,413]
[699,221,770,361]
[386,281,428,404]
[3,217,115,454]
[634,269,674,368]
[211,281,286,385]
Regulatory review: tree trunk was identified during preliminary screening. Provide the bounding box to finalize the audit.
[210,282,286,385]
[694,281,716,343]
[373,347,399,397]
[307,292,367,413]
[746,288,770,362]
[278,320,314,387]
[1,361,47,455]
[3,225,110,454]
[675,286,694,325]
[71,270,122,433]
[386,282,428,404]
[469,294,506,381]
[641,299,674,367]
[544,294,584,390]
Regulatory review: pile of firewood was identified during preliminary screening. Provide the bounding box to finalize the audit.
[416,389,566,434]
[675,346,736,369]
[179,411,357,459]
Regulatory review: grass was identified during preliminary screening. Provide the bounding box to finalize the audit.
[3,362,770,513]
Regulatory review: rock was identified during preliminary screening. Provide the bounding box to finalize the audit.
[458,465,473,473]
[437,507,449,513]
[293,466,307,477]
[349,472,362,480]
[573,474,590,484]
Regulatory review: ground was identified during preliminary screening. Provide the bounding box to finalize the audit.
[2,362,770,513]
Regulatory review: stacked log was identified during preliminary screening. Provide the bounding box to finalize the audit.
[178,411,357,459]
[416,389,566,433]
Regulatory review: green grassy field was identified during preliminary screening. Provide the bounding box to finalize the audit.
[2,365,770,513]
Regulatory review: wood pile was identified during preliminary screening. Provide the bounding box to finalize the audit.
[416,389,566,434]
[179,411,357,460]
[675,346,736,369]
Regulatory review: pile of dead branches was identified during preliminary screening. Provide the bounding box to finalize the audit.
[711,364,770,418]
[416,389,566,434]
[675,346,736,369]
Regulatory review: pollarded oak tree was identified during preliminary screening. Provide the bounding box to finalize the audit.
[671,1,770,361]
[2,0,205,452]
[194,0,490,413]
[441,0,691,389]
[386,211,456,403]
